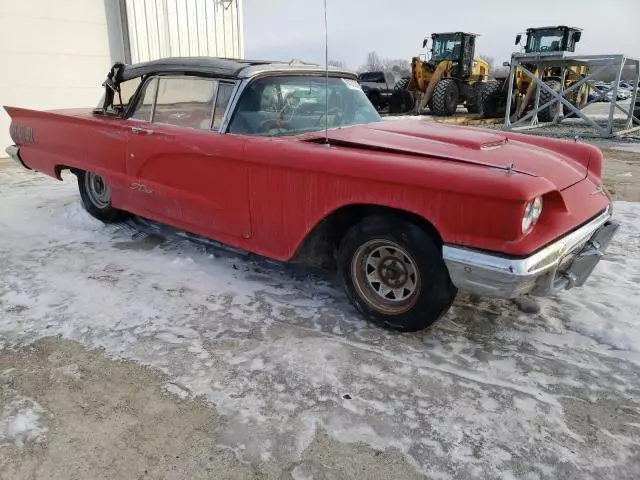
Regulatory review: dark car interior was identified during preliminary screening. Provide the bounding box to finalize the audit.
[228,76,380,136]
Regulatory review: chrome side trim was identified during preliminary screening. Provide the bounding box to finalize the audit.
[443,207,613,298]
[5,145,30,170]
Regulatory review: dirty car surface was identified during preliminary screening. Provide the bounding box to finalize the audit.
[4,57,619,331]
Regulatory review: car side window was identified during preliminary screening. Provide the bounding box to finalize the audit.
[130,77,158,122]
[153,77,217,130]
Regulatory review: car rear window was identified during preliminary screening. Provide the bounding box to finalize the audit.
[128,76,235,131]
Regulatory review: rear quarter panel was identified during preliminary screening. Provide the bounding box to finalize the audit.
[5,107,132,210]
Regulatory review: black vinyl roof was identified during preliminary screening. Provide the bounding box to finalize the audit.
[112,57,273,82]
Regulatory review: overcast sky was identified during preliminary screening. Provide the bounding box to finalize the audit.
[243,0,640,70]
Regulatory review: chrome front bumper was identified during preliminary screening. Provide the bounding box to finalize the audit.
[5,145,29,169]
[443,208,619,298]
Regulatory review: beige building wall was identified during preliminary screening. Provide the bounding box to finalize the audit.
[0,0,113,148]
[1,0,245,150]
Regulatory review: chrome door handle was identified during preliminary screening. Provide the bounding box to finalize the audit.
[131,126,154,135]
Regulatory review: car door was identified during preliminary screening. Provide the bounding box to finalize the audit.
[123,75,251,239]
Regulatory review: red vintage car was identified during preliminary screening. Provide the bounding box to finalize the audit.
[4,57,619,331]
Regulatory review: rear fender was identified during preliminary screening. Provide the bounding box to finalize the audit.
[4,106,131,208]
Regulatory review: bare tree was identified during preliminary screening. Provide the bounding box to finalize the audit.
[328,59,347,69]
[363,51,383,72]
[382,58,411,77]
[358,52,411,75]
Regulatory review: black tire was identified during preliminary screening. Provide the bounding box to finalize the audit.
[389,78,414,114]
[77,170,129,223]
[480,81,510,118]
[430,79,459,116]
[538,79,562,122]
[389,89,415,114]
[563,84,588,117]
[393,77,410,91]
[338,215,457,332]
[465,82,483,114]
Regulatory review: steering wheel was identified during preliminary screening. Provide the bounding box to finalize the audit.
[315,107,344,127]
[256,118,292,135]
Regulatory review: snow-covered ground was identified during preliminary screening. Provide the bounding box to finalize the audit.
[0,396,48,448]
[1,162,640,478]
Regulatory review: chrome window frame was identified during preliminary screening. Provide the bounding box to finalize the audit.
[127,76,158,123]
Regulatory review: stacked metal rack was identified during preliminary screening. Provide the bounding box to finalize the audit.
[503,52,639,137]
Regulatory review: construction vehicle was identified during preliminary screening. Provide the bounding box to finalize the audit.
[389,32,489,116]
[480,26,589,121]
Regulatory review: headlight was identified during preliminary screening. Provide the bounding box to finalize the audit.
[522,196,543,234]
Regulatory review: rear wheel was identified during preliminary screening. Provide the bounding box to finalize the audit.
[389,78,414,114]
[480,81,510,118]
[563,84,589,117]
[338,216,457,331]
[430,79,459,116]
[77,170,129,223]
[538,79,562,122]
[465,82,484,114]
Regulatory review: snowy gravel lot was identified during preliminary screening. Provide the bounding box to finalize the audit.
[1,160,640,479]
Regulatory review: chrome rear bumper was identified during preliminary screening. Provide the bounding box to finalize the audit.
[443,208,619,298]
[5,145,29,169]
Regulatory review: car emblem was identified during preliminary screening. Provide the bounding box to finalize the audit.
[591,184,606,196]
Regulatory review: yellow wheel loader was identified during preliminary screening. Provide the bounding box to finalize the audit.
[480,26,589,121]
[389,32,489,116]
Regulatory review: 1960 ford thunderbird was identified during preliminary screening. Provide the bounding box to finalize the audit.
[4,57,619,331]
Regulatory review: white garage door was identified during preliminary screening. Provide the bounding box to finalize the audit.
[0,0,111,149]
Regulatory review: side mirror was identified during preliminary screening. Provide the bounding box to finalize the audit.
[515,34,522,45]
[503,61,510,67]
[422,38,428,49]
[573,31,582,43]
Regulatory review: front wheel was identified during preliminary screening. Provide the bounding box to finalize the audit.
[430,79,459,116]
[538,79,562,122]
[338,216,457,331]
[77,170,129,223]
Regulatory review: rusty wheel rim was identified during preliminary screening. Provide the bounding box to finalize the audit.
[85,172,110,209]
[351,240,420,315]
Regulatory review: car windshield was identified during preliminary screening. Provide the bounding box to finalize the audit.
[228,75,381,137]
[431,35,462,62]
[526,28,565,52]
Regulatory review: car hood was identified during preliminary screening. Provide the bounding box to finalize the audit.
[314,120,587,190]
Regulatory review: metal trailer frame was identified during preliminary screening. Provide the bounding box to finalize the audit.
[502,52,640,137]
